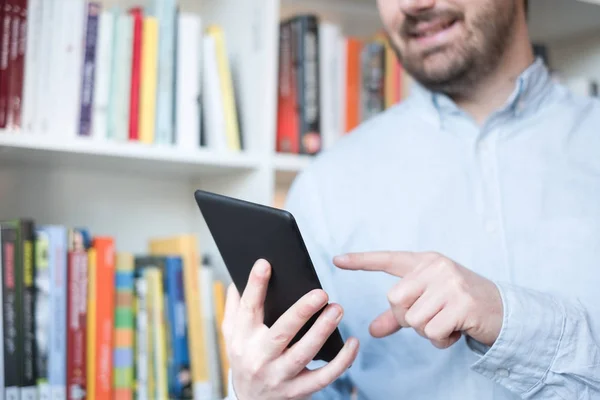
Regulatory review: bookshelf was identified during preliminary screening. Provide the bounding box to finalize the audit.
[0,0,598,398]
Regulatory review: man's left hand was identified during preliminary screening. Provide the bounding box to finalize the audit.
[333,251,503,349]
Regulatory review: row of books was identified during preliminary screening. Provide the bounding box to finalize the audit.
[0,0,243,153]
[275,14,412,155]
[0,219,229,400]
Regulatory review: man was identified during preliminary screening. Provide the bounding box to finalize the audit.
[223,0,600,399]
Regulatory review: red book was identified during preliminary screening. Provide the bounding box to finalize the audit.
[66,249,88,400]
[0,0,13,128]
[9,0,26,129]
[128,7,143,141]
[276,19,299,154]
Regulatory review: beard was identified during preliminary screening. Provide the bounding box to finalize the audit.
[392,1,518,97]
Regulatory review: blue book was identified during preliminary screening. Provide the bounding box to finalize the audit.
[163,256,192,398]
[152,0,176,144]
[36,225,68,400]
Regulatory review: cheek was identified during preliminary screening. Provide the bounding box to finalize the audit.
[377,0,401,32]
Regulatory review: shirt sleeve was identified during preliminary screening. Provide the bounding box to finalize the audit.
[467,281,600,399]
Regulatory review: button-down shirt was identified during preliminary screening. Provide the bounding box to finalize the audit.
[276,58,600,399]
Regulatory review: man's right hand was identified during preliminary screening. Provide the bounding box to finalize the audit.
[222,259,359,400]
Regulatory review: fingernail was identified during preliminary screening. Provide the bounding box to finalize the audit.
[333,255,348,264]
[255,259,269,276]
[325,305,342,321]
[311,291,326,307]
[347,337,358,350]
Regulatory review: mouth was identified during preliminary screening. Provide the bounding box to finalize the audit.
[409,18,458,39]
[403,17,461,50]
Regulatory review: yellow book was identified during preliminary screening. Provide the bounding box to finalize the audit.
[206,25,241,151]
[148,235,210,398]
[146,272,155,400]
[213,281,229,396]
[373,33,399,109]
[139,17,159,144]
[86,248,97,400]
[147,269,168,399]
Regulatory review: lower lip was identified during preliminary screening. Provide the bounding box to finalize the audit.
[412,21,460,48]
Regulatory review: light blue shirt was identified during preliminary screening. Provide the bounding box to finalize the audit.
[282,58,600,399]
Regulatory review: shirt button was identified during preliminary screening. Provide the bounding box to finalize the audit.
[496,368,510,378]
[485,220,497,233]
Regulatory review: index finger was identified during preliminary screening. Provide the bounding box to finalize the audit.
[332,251,425,277]
[237,259,271,331]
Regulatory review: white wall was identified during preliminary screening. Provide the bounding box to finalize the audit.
[549,29,600,83]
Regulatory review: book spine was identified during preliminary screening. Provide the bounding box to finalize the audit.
[21,0,43,133]
[5,0,24,129]
[91,9,115,139]
[134,274,148,400]
[49,227,67,400]
[66,249,88,400]
[0,1,12,128]
[113,253,134,400]
[276,19,299,154]
[153,0,176,144]
[86,248,97,400]
[18,220,37,400]
[2,225,20,400]
[113,14,133,141]
[34,229,50,400]
[93,237,115,400]
[138,16,158,144]
[147,269,168,399]
[295,15,321,155]
[165,257,192,399]
[78,2,101,137]
[128,7,143,141]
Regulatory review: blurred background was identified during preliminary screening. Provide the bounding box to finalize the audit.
[0,0,597,399]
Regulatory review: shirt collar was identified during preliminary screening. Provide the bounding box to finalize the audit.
[410,57,554,128]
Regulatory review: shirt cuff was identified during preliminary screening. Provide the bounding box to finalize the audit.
[225,369,238,400]
[468,281,566,396]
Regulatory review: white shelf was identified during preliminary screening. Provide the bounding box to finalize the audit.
[273,152,314,186]
[0,133,261,179]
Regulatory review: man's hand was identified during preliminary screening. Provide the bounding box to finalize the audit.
[223,259,359,400]
[333,251,503,349]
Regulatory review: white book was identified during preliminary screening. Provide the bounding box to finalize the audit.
[59,0,87,138]
[91,10,116,140]
[21,0,43,133]
[36,0,57,134]
[176,13,202,151]
[201,35,228,152]
[52,0,86,138]
[112,13,134,141]
[319,22,343,150]
[199,266,221,399]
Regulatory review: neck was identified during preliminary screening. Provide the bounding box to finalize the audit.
[452,21,535,125]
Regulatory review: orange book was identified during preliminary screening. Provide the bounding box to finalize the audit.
[345,37,362,133]
[92,237,116,400]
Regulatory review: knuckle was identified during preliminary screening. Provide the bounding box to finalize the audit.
[404,310,421,329]
[424,324,443,341]
[290,352,310,369]
[315,373,333,390]
[240,298,258,315]
[230,339,245,360]
[297,303,316,320]
[247,358,265,379]
[270,331,290,346]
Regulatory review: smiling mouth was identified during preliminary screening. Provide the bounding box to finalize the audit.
[407,18,459,39]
